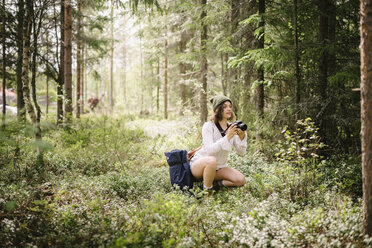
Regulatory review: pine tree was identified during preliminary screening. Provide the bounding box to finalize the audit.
[64,0,72,122]
[361,0,372,237]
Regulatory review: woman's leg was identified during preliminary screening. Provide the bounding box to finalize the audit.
[214,167,246,187]
[190,156,217,188]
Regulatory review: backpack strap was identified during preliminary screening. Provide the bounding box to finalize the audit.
[194,130,202,146]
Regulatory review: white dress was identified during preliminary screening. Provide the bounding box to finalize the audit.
[190,121,247,170]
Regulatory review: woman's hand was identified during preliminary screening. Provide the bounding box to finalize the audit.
[226,124,237,141]
[237,129,246,140]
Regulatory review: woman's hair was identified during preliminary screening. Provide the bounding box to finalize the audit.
[210,101,236,124]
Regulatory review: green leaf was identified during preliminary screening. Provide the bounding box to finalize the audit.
[240,13,261,26]
[5,201,17,212]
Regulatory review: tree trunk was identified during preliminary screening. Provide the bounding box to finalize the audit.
[318,0,329,103]
[16,0,25,120]
[318,0,335,150]
[328,1,336,78]
[46,75,49,115]
[23,0,43,160]
[84,44,87,112]
[81,42,84,115]
[64,0,72,122]
[31,4,42,127]
[164,31,168,119]
[256,0,265,120]
[361,0,372,237]
[57,0,64,124]
[122,37,126,103]
[179,30,187,115]
[200,0,208,123]
[2,0,5,118]
[151,66,154,113]
[109,1,114,112]
[22,1,37,126]
[231,0,239,32]
[221,53,227,96]
[294,0,300,106]
[229,0,240,116]
[140,33,143,112]
[45,32,49,115]
[242,62,252,121]
[326,1,337,148]
[76,1,81,118]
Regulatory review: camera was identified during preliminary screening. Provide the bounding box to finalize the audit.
[231,121,247,131]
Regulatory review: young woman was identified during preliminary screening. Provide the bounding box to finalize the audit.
[189,95,247,191]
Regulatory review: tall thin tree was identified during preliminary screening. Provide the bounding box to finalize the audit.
[22,0,36,124]
[31,1,45,131]
[64,0,72,121]
[221,54,227,96]
[45,32,49,115]
[256,0,265,120]
[2,0,5,118]
[200,0,208,123]
[179,24,188,115]
[361,0,372,237]
[16,0,25,121]
[109,0,114,112]
[84,44,87,113]
[22,0,41,155]
[318,0,329,103]
[229,0,240,114]
[294,0,300,106]
[164,26,168,119]
[76,1,82,118]
[122,35,127,104]
[57,0,64,124]
[140,27,144,111]
[81,42,85,115]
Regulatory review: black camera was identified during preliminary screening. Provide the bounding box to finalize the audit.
[231,121,247,131]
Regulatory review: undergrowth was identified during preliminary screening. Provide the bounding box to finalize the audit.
[0,115,369,247]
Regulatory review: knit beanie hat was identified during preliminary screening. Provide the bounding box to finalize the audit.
[210,95,232,112]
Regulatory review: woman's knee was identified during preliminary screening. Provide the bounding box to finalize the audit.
[205,156,217,170]
[235,175,246,187]
[191,156,217,177]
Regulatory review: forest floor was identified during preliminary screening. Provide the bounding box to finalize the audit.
[0,114,371,247]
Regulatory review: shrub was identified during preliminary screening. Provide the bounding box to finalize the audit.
[0,115,368,247]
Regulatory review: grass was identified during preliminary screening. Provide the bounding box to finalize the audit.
[0,114,370,247]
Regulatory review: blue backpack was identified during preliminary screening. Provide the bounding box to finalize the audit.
[164,149,194,191]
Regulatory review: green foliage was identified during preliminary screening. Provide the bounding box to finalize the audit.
[319,156,363,199]
[113,193,196,247]
[273,118,326,201]
[0,116,367,247]
[276,118,325,166]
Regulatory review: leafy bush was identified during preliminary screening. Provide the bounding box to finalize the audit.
[275,118,325,165]
[0,115,368,247]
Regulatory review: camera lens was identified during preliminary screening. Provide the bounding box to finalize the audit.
[238,123,247,131]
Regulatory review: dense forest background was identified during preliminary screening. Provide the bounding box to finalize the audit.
[1,0,361,154]
[1,0,372,247]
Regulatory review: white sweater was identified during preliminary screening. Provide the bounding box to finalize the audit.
[190,121,247,169]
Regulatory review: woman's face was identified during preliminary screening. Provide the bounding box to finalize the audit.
[221,101,232,120]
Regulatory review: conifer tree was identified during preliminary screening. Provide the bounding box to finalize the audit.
[64,0,72,122]
[200,0,208,123]
[361,0,372,237]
